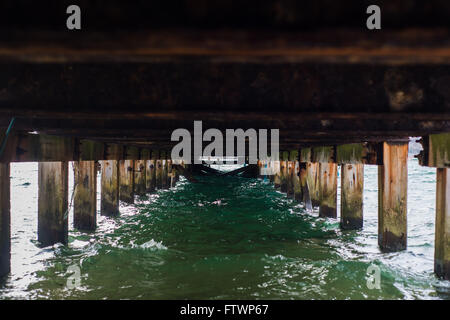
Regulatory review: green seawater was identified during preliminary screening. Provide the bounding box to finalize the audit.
[1,160,450,299]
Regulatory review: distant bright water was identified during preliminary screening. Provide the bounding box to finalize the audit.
[0,159,449,300]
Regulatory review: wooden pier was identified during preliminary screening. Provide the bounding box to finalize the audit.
[0,0,449,281]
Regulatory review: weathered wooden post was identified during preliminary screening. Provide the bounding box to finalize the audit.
[100,160,120,216]
[166,159,173,188]
[288,151,301,201]
[341,164,364,229]
[273,161,281,188]
[155,159,163,189]
[134,160,146,196]
[119,160,134,203]
[0,163,10,277]
[161,152,168,189]
[257,160,263,179]
[38,162,68,246]
[287,161,295,198]
[73,161,97,230]
[299,162,312,210]
[145,160,156,192]
[306,162,320,207]
[280,151,289,193]
[378,141,408,252]
[318,162,338,218]
[435,168,450,280]
[293,161,302,201]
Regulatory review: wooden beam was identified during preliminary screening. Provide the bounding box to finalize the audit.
[38,161,68,246]
[312,146,335,163]
[419,133,450,168]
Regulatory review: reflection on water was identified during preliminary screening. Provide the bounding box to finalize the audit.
[0,160,449,299]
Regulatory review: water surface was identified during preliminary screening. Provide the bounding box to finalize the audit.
[1,160,449,299]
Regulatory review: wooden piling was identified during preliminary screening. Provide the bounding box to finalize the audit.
[292,162,302,201]
[100,160,120,216]
[38,162,68,246]
[318,162,338,218]
[73,161,97,230]
[306,162,320,207]
[299,162,312,210]
[286,161,295,198]
[341,164,364,229]
[166,159,173,188]
[0,163,10,277]
[435,168,450,280]
[155,160,163,189]
[280,161,288,193]
[145,160,156,192]
[378,142,408,252]
[273,161,281,188]
[162,159,169,189]
[134,160,146,196]
[119,160,134,203]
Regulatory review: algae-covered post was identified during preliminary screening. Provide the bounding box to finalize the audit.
[318,162,338,218]
[340,164,364,229]
[38,162,69,246]
[73,161,97,230]
[134,160,146,196]
[119,160,135,203]
[435,168,450,280]
[101,160,120,216]
[378,142,408,252]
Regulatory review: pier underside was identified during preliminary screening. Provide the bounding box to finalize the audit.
[0,0,449,282]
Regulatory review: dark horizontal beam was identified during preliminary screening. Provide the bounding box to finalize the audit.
[1,29,450,64]
[0,62,449,115]
[1,0,449,30]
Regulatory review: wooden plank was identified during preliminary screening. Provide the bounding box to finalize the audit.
[79,140,104,161]
[312,146,335,163]
[336,143,365,164]
[300,148,312,162]
[428,133,450,168]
